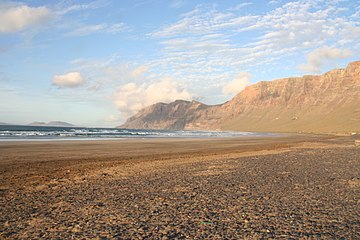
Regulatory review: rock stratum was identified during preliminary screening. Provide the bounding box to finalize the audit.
[120,61,360,133]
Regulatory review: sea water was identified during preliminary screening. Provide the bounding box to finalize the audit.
[0,125,273,141]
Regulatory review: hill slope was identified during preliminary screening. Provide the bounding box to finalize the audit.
[28,121,75,127]
[120,61,360,133]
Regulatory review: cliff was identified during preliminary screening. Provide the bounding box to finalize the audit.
[121,100,212,130]
[120,61,360,133]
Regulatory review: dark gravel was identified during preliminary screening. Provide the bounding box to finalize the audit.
[1,140,359,239]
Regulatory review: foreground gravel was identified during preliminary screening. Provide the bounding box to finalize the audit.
[1,138,359,239]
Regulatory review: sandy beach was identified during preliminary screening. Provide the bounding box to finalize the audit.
[0,134,359,239]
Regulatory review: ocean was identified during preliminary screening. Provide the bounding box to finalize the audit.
[0,125,273,141]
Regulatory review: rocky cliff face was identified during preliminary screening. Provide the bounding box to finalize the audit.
[121,100,213,130]
[120,61,360,133]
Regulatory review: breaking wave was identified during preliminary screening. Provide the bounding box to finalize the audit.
[0,125,273,141]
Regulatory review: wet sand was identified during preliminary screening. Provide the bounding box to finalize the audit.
[0,135,359,239]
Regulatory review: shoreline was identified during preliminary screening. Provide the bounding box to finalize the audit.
[3,123,352,142]
[0,132,280,142]
[0,133,284,142]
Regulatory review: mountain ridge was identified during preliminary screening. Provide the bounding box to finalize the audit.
[28,121,75,127]
[120,61,360,133]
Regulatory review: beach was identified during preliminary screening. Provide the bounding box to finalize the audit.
[1,134,359,239]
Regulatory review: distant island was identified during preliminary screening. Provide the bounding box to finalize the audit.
[0,122,9,125]
[28,121,75,127]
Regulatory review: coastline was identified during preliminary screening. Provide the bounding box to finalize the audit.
[1,134,359,238]
[0,125,277,141]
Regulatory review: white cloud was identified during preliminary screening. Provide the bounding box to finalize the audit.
[52,72,85,88]
[130,65,149,78]
[170,0,186,8]
[114,78,192,116]
[268,0,281,5]
[150,1,359,74]
[70,57,152,91]
[222,72,251,95]
[107,23,127,33]
[67,24,105,36]
[299,46,353,73]
[229,2,253,11]
[151,6,256,38]
[56,1,109,15]
[65,23,126,36]
[0,4,51,33]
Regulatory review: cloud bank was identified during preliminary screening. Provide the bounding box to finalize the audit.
[52,72,85,88]
[299,46,353,73]
[0,4,51,33]
[223,72,251,95]
[114,78,192,116]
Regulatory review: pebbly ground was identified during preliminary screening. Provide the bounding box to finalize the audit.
[1,137,359,239]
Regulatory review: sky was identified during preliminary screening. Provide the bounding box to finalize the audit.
[0,0,359,127]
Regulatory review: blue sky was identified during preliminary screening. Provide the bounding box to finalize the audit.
[0,0,359,127]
